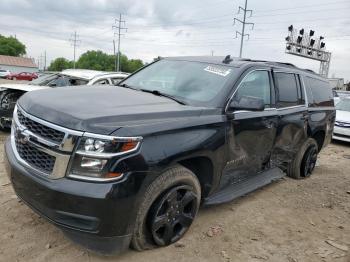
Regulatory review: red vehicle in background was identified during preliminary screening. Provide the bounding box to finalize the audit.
[6,72,38,81]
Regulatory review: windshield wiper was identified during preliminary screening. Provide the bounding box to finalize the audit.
[118,83,137,90]
[140,89,186,105]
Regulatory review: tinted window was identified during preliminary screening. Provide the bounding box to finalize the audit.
[305,77,333,107]
[233,71,271,106]
[275,73,300,108]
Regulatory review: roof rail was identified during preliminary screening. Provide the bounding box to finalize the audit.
[267,62,297,67]
[239,58,268,63]
[304,69,316,74]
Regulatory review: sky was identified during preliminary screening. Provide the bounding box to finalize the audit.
[0,0,349,81]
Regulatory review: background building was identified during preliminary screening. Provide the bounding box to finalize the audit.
[0,55,38,73]
[328,78,346,90]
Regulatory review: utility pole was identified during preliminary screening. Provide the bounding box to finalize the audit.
[211,50,214,56]
[234,0,254,58]
[113,40,117,71]
[37,57,41,71]
[69,31,81,69]
[39,54,44,71]
[44,51,47,71]
[113,14,127,72]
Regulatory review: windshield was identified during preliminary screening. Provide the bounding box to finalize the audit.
[336,99,350,112]
[121,60,233,106]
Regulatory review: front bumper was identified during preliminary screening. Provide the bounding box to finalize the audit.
[4,137,142,254]
[333,126,350,143]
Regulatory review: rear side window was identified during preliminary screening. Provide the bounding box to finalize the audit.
[304,77,333,107]
[274,73,302,108]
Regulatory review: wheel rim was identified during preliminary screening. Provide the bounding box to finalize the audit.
[301,145,318,177]
[150,185,198,246]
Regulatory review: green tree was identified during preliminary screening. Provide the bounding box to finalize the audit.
[76,50,144,73]
[48,58,73,71]
[0,35,26,56]
[76,50,115,71]
[124,59,144,73]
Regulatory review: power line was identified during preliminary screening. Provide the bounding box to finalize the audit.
[112,14,127,72]
[69,31,81,69]
[234,0,254,58]
[252,7,350,18]
[128,15,349,34]
[123,2,349,30]
[254,0,349,14]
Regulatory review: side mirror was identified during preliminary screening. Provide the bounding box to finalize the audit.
[229,96,265,112]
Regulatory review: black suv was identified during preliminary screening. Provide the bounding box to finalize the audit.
[4,56,335,254]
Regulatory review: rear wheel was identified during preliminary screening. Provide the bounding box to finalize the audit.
[131,165,201,251]
[287,138,319,179]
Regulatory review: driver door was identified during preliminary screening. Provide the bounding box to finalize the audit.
[221,69,279,188]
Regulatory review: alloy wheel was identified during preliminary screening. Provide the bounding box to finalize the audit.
[301,145,318,177]
[150,185,198,246]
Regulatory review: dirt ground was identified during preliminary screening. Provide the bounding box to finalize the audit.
[0,132,349,262]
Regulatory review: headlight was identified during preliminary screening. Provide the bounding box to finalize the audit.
[68,135,142,181]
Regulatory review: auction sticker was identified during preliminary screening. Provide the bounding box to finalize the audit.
[204,66,232,77]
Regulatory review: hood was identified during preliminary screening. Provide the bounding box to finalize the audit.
[18,86,208,135]
[0,83,49,92]
[336,110,350,123]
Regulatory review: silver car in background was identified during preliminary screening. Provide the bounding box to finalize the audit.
[333,98,350,143]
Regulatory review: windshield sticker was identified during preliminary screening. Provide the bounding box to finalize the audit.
[204,66,232,77]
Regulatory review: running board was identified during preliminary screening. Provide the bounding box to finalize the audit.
[204,168,285,206]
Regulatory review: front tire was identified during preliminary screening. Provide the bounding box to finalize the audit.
[287,138,319,179]
[131,165,201,251]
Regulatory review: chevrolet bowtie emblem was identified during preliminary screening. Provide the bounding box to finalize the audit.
[15,128,30,145]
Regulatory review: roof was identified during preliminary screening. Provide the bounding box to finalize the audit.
[164,56,319,77]
[60,69,129,80]
[165,56,246,67]
[0,55,37,68]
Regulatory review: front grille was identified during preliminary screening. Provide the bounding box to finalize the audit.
[15,136,56,174]
[17,109,65,143]
[333,133,350,139]
[335,121,350,128]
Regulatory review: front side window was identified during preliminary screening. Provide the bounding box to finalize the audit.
[275,73,300,108]
[121,60,234,105]
[233,70,271,106]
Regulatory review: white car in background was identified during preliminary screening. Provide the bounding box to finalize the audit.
[0,69,129,129]
[0,69,11,79]
[333,98,350,143]
[333,90,350,105]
